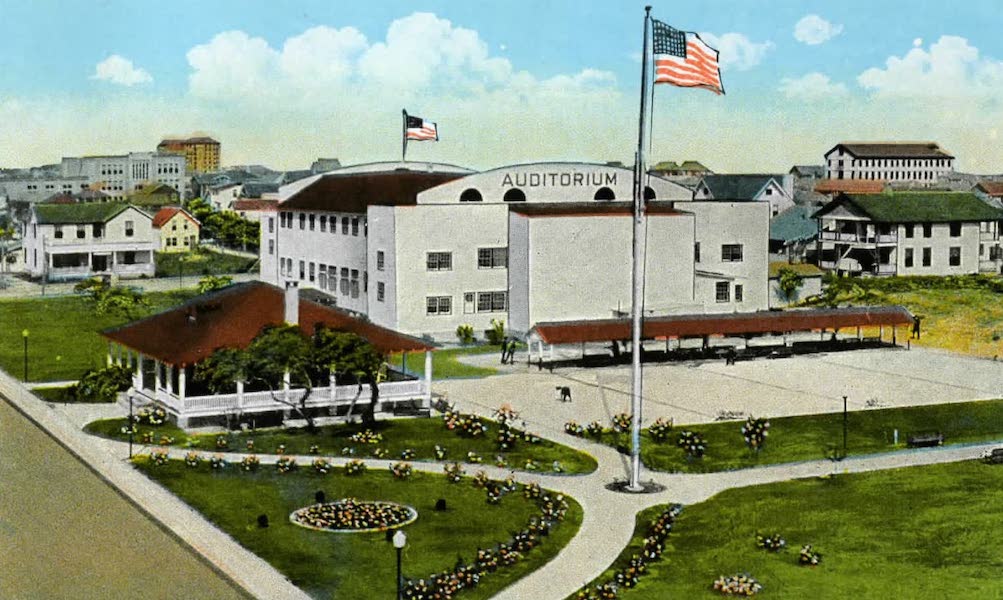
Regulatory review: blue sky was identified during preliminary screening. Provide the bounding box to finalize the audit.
[3,1,1003,172]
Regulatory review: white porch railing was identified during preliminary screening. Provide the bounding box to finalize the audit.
[140,379,429,423]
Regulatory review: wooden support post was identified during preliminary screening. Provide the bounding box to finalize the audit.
[236,380,244,412]
[135,353,144,390]
[329,369,337,403]
[892,325,897,345]
[177,366,186,402]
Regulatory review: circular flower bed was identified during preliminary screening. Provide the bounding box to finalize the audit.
[290,498,417,533]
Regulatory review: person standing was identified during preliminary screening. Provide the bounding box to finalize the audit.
[500,337,509,364]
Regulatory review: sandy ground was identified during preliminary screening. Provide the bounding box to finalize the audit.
[0,398,249,600]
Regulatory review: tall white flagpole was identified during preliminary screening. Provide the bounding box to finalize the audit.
[628,6,652,492]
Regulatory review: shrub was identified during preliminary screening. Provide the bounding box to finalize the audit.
[150,449,169,466]
[210,454,226,469]
[799,544,822,566]
[755,532,786,552]
[309,444,320,455]
[648,417,673,442]
[742,417,770,452]
[712,574,762,596]
[467,451,483,463]
[240,455,260,471]
[677,431,707,459]
[312,458,331,474]
[344,459,367,476]
[486,318,506,345]
[390,461,413,479]
[400,448,416,460]
[611,412,632,433]
[586,421,605,437]
[135,405,168,426]
[71,364,133,403]
[349,429,383,444]
[215,435,229,450]
[456,324,476,344]
[444,462,464,483]
[276,456,297,473]
[565,421,586,437]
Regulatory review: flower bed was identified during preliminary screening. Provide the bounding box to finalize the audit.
[755,532,786,552]
[290,498,418,533]
[677,430,707,459]
[742,417,770,452]
[712,573,762,596]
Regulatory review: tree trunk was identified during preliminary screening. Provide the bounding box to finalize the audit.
[361,378,379,425]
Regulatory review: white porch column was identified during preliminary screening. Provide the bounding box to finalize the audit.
[153,359,162,392]
[177,366,186,401]
[115,344,123,366]
[107,342,114,367]
[423,351,433,405]
[283,370,290,402]
[135,353,144,390]
[329,369,337,403]
[236,380,244,412]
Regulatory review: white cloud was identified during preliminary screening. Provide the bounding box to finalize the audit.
[779,72,847,100]
[793,15,843,45]
[699,33,773,71]
[92,55,152,86]
[857,35,1003,97]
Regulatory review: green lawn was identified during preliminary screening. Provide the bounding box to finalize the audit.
[0,290,197,382]
[154,248,257,278]
[596,397,1003,473]
[86,415,598,474]
[137,458,582,599]
[31,385,84,403]
[390,344,506,379]
[578,460,1003,598]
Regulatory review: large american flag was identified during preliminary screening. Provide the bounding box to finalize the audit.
[405,114,439,141]
[652,20,724,95]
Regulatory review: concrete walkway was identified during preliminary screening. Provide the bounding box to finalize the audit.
[0,272,258,298]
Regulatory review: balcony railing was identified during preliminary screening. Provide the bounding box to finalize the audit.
[819,231,897,244]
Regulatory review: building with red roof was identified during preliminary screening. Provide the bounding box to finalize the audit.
[151,206,199,252]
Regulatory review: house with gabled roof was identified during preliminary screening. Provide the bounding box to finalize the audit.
[152,207,200,252]
[693,174,794,217]
[814,191,1003,276]
[23,202,157,280]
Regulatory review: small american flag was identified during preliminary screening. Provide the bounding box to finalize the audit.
[652,20,724,95]
[405,114,439,141]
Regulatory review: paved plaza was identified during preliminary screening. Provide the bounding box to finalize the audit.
[441,346,1003,437]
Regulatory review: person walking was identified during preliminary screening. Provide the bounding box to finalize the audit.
[500,337,509,364]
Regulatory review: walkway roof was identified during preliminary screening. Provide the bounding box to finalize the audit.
[528,306,914,345]
[101,281,433,366]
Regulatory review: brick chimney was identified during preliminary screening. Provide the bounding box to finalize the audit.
[284,280,299,325]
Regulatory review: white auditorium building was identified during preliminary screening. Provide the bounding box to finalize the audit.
[260,162,769,342]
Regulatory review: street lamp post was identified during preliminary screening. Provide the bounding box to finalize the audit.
[128,390,135,459]
[392,530,407,600]
[21,329,28,382]
[842,395,848,458]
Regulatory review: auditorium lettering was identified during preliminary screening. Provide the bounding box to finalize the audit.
[500,172,618,187]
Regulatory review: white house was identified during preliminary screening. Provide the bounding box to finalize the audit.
[815,192,1003,276]
[693,174,794,217]
[823,142,954,184]
[261,161,768,341]
[23,203,157,281]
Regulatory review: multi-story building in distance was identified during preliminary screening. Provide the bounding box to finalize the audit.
[823,142,955,184]
[157,136,221,174]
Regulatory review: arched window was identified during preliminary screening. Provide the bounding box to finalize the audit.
[644,186,656,201]
[503,188,526,202]
[459,188,483,202]
[594,187,616,201]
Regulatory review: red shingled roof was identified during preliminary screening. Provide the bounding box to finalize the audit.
[975,181,1003,196]
[279,171,464,213]
[152,207,198,229]
[233,199,278,211]
[814,179,886,194]
[101,282,433,366]
[530,306,914,345]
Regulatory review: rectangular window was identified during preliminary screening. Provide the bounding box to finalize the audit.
[477,247,507,269]
[377,251,385,271]
[350,269,360,298]
[949,246,961,266]
[734,284,743,303]
[463,292,475,314]
[93,224,103,238]
[268,239,275,255]
[949,222,962,237]
[309,262,316,282]
[320,215,327,232]
[268,217,275,233]
[427,251,453,271]
[351,217,359,236]
[299,213,306,230]
[905,224,914,238]
[426,296,452,315]
[299,260,305,279]
[694,242,701,263]
[721,244,743,262]
[328,265,337,291]
[922,247,931,266]
[476,291,507,313]
[125,220,134,237]
[123,251,136,265]
[340,267,349,295]
[54,226,63,239]
[922,223,932,238]
[77,225,86,239]
[905,248,914,267]
[342,217,349,234]
[309,214,316,231]
[377,282,385,302]
[715,281,730,302]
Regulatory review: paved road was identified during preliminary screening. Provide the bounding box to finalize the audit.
[0,272,258,298]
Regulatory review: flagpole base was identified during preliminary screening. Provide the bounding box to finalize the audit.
[606,479,666,494]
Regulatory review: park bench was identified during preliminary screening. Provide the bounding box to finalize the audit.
[906,432,944,448]
[984,448,1003,464]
